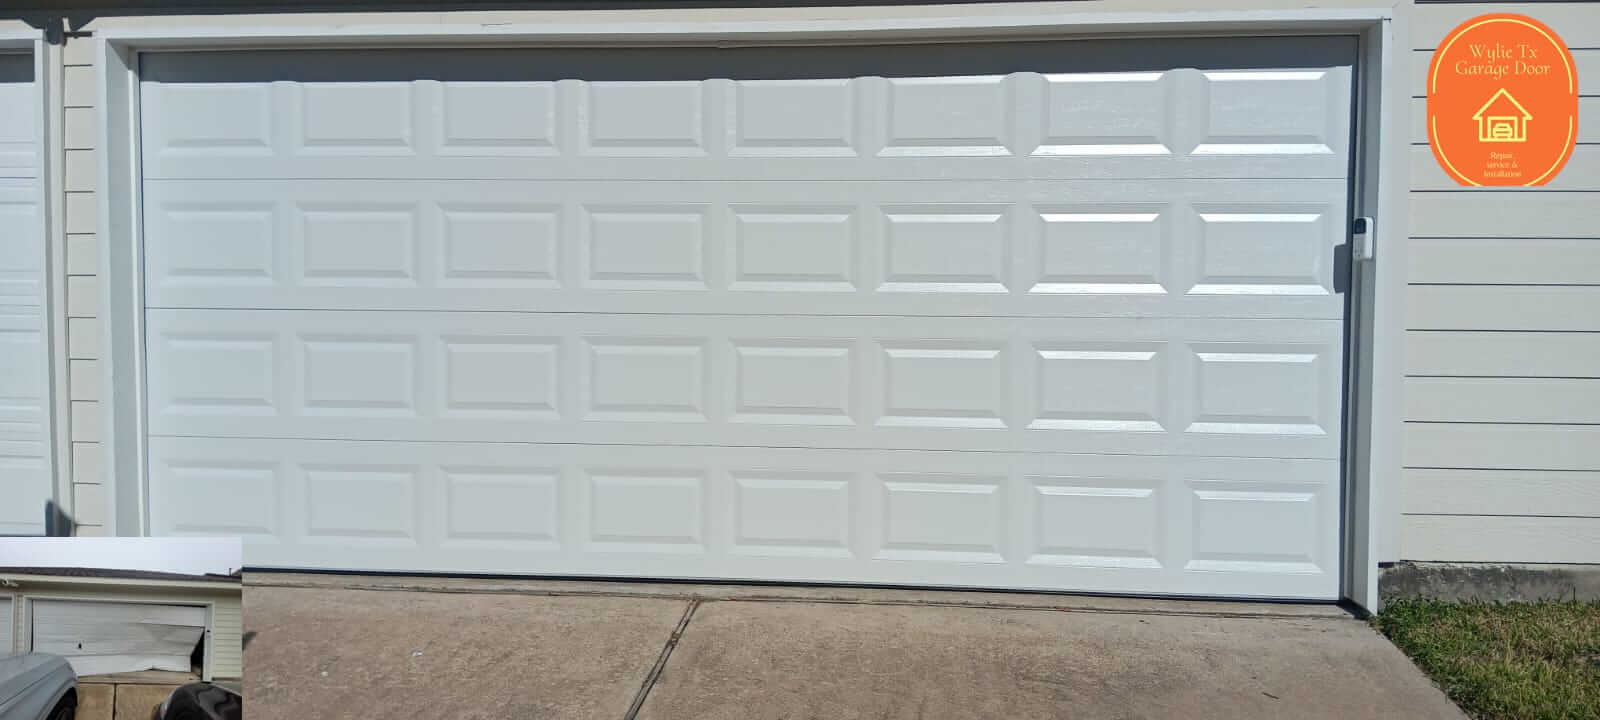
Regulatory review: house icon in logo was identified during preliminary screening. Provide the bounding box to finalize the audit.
[1473,88,1532,142]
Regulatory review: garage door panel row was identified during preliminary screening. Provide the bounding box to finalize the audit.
[146,310,1342,458]
[140,66,1350,180]
[148,437,1338,598]
[143,178,1347,318]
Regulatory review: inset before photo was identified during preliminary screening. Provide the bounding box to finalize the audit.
[0,537,242,720]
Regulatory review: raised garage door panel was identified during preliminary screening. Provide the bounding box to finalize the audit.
[30,601,205,676]
[0,52,50,536]
[139,40,1355,600]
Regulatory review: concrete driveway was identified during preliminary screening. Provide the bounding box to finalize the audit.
[243,574,1464,720]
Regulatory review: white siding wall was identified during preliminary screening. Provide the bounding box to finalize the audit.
[210,591,243,679]
[1404,2,1600,564]
[41,1,1600,566]
[61,34,102,535]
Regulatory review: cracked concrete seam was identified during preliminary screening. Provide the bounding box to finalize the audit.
[624,598,701,720]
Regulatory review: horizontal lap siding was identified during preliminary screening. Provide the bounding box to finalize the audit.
[1407,425,1600,471]
[210,594,243,679]
[1406,378,1600,424]
[1405,469,1600,516]
[1404,516,1600,564]
[1413,3,1600,49]
[1409,237,1600,283]
[1404,2,1600,564]
[1408,286,1600,331]
[1407,331,1600,377]
[61,35,102,535]
[1410,193,1600,238]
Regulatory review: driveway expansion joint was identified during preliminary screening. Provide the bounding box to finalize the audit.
[623,598,700,720]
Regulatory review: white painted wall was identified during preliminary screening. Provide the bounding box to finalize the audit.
[59,30,104,535]
[1403,2,1600,563]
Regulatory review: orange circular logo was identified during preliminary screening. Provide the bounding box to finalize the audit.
[1427,14,1579,186]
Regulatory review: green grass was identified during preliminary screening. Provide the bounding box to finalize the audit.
[1374,599,1600,720]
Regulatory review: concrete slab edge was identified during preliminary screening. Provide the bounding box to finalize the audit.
[1381,561,1600,603]
[243,572,1354,620]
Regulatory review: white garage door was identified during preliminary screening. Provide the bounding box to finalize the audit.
[0,51,50,536]
[0,596,13,653]
[140,38,1354,599]
[31,600,205,676]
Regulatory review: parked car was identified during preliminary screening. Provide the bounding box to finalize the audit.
[151,683,241,720]
[0,653,76,720]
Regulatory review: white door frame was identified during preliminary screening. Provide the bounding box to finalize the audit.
[0,28,62,535]
[93,6,1409,612]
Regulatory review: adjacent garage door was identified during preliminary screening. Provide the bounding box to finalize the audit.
[0,51,50,536]
[0,596,12,652]
[139,38,1355,599]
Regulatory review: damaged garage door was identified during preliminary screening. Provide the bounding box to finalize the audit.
[30,600,204,676]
